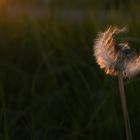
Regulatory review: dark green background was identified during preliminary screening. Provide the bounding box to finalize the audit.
[0,0,140,139]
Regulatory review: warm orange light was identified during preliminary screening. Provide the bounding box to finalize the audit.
[0,0,7,4]
[0,0,10,7]
[0,1,15,12]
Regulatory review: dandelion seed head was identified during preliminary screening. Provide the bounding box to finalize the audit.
[93,25,140,78]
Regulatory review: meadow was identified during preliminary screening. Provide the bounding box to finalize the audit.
[0,0,140,139]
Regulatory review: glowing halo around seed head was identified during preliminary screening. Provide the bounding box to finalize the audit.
[93,26,140,78]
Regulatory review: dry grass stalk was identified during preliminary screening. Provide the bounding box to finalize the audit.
[118,73,132,140]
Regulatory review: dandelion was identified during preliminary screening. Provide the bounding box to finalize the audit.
[93,25,139,140]
[94,25,140,78]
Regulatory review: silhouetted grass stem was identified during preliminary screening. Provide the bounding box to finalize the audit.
[118,73,132,140]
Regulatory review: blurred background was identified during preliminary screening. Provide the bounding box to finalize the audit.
[0,0,140,140]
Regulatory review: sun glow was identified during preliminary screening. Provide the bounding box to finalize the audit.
[1,0,7,4]
[0,0,10,7]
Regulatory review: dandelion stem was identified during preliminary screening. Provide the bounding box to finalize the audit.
[118,73,132,140]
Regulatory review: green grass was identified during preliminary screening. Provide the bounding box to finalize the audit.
[0,2,140,139]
